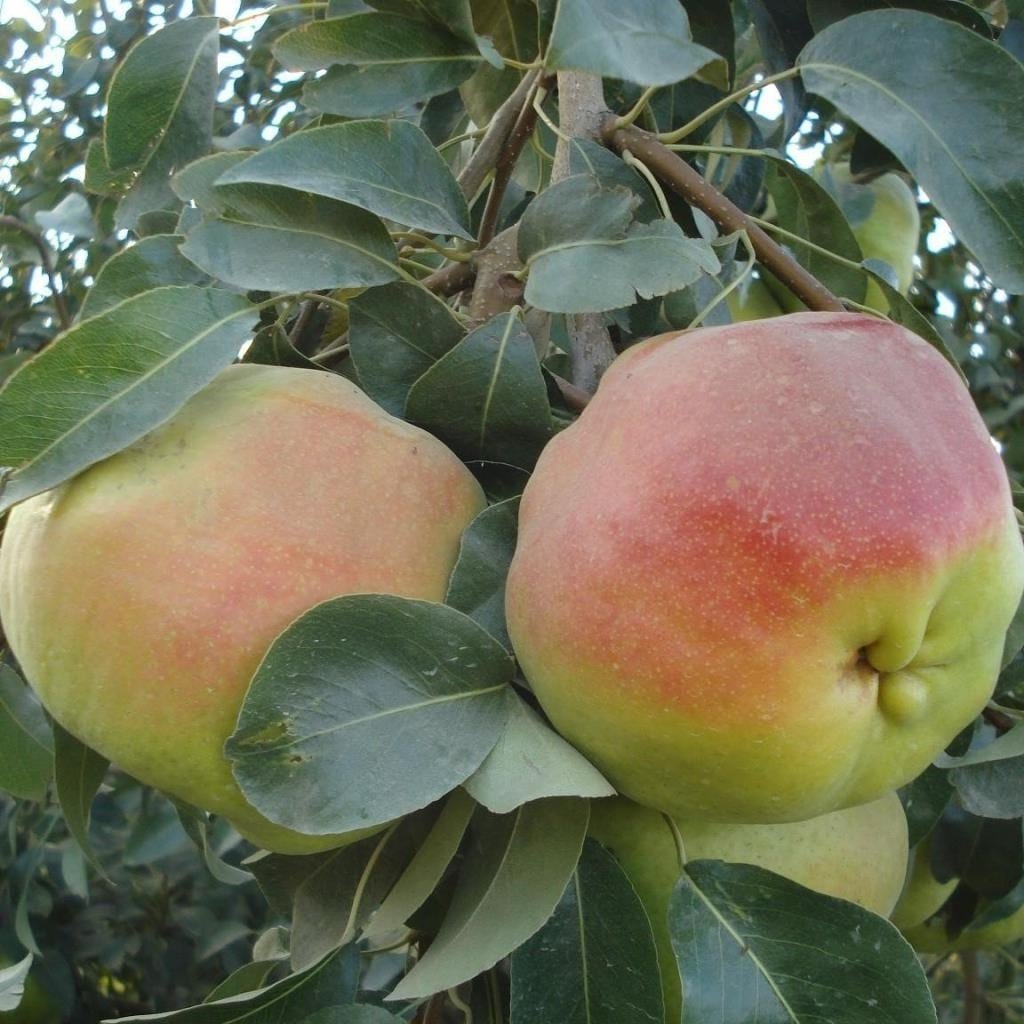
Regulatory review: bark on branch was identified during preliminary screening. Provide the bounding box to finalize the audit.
[458,69,541,201]
[553,73,618,394]
[601,121,846,314]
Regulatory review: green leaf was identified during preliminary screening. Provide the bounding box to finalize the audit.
[670,860,937,1024]
[510,838,664,1024]
[34,192,95,239]
[799,10,1024,293]
[460,0,538,124]
[687,0,736,89]
[405,312,553,470]
[0,665,53,802]
[521,172,638,250]
[114,155,185,232]
[1003,594,1024,669]
[0,286,256,514]
[115,944,360,1023]
[445,496,519,646]
[202,962,280,1003]
[348,282,466,416]
[518,176,721,314]
[748,0,812,143]
[227,595,513,836]
[172,152,252,213]
[275,13,481,116]
[174,803,253,886]
[0,955,32,1013]
[284,826,415,971]
[123,794,191,866]
[464,695,614,813]
[364,789,476,942]
[244,324,319,371]
[217,121,472,239]
[763,158,866,304]
[389,797,589,1000]
[53,722,108,870]
[181,185,400,293]
[806,0,991,35]
[84,138,134,197]
[935,724,1024,819]
[298,1010,403,1024]
[0,351,31,387]
[900,765,954,847]
[546,0,720,86]
[567,139,662,221]
[105,17,218,171]
[104,17,218,229]
[79,235,206,320]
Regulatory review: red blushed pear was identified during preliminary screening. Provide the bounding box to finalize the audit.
[506,312,1024,824]
[0,365,486,854]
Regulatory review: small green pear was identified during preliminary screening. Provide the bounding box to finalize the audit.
[589,792,909,1021]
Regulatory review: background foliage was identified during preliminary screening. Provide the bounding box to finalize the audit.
[2,0,1024,1021]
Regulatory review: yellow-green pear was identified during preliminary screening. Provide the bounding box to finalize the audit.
[726,274,785,322]
[903,903,1024,954]
[589,793,910,1022]
[890,833,958,931]
[0,365,485,854]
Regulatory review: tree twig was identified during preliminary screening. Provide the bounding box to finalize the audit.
[601,122,846,314]
[458,69,541,201]
[468,225,524,323]
[0,215,71,330]
[552,73,617,394]
[421,260,475,297]
[477,73,548,248]
[288,297,320,349]
[961,949,986,1024]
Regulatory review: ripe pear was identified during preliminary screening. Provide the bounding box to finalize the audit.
[0,365,485,854]
[506,312,1024,824]
[590,793,909,1022]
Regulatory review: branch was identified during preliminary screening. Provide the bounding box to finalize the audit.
[477,73,548,247]
[0,215,72,330]
[288,296,320,349]
[468,224,524,323]
[422,260,475,296]
[552,73,617,394]
[601,122,846,314]
[458,68,541,201]
[961,950,985,1024]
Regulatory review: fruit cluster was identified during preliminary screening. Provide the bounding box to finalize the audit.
[1,311,1021,1006]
